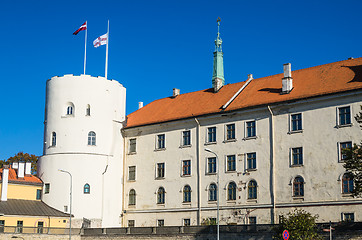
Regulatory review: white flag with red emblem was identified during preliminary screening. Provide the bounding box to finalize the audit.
[93,33,108,48]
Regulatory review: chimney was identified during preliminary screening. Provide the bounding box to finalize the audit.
[173,88,180,97]
[282,63,293,94]
[213,78,223,93]
[247,74,253,81]
[18,162,25,178]
[25,162,32,175]
[1,166,9,201]
[138,102,143,109]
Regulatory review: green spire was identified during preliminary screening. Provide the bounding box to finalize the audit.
[212,17,224,92]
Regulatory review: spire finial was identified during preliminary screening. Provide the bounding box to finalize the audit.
[215,17,222,52]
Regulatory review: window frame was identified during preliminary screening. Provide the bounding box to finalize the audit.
[290,113,303,133]
[342,212,355,222]
[181,130,191,147]
[16,220,23,233]
[225,123,236,141]
[44,183,50,194]
[183,218,191,226]
[128,166,136,181]
[51,132,56,147]
[87,131,96,146]
[182,160,191,176]
[156,134,166,150]
[157,187,165,204]
[206,126,217,143]
[36,189,42,200]
[208,183,217,202]
[248,180,258,200]
[226,155,236,172]
[86,104,91,116]
[337,106,352,127]
[246,152,257,171]
[156,163,165,179]
[129,138,137,154]
[291,147,303,166]
[157,219,164,227]
[129,189,136,206]
[207,157,217,174]
[339,141,352,162]
[293,176,305,198]
[128,220,135,227]
[227,181,237,201]
[245,120,256,139]
[83,183,90,194]
[183,185,191,203]
[342,173,354,194]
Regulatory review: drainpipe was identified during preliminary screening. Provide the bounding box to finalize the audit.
[267,106,276,224]
[194,117,201,225]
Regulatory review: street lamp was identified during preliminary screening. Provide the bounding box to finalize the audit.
[59,169,72,240]
[204,148,220,240]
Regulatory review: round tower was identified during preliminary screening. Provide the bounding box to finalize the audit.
[38,74,126,228]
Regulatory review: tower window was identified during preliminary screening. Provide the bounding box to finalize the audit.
[51,132,56,147]
[86,104,91,116]
[88,131,96,146]
[67,106,73,115]
[84,183,90,194]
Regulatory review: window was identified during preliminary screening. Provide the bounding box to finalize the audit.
[64,206,68,212]
[88,131,96,146]
[156,163,165,179]
[246,152,256,170]
[36,189,42,200]
[207,157,217,174]
[183,185,191,202]
[128,220,135,227]
[44,183,50,194]
[246,121,256,138]
[67,106,73,115]
[16,221,23,233]
[227,182,237,200]
[129,139,136,154]
[249,216,257,225]
[226,124,235,140]
[227,155,236,172]
[86,104,91,116]
[129,189,136,205]
[291,147,303,166]
[157,187,165,204]
[129,166,136,181]
[207,127,216,143]
[157,219,164,227]
[342,173,354,194]
[338,106,351,126]
[182,130,191,146]
[0,220,5,233]
[37,221,44,234]
[342,213,354,222]
[209,183,217,201]
[182,160,191,176]
[157,134,165,149]
[293,176,304,197]
[340,141,352,161]
[183,218,191,226]
[84,183,90,194]
[291,113,302,131]
[248,180,257,199]
[51,132,56,147]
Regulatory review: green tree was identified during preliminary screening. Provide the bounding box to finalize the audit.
[273,209,322,240]
[0,152,38,174]
[343,106,362,197]
[201,217,217,225]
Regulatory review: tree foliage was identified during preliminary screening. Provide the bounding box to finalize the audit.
[0,152,38,174]
[273,209,322,240]
[343,106,362,197]
[201,217,217,225]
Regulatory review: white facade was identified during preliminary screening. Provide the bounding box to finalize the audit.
[122,91,362,227]
[38,74,126,227]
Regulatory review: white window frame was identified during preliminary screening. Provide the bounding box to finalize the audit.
[155,134,166,150]
[180,130,191,147]
[338,141,353,162]
[244,120,257,139]
[245,152,257,171]
[224,123,236,142]
[206,157,217,175]
[206,126,217,144]
[336,105,352,127]
[155,162,165,179]
[128,166,136,181]
[290,147,303,167]
[181,159,191,177]
[289,112,303,133]
[341,212,355,222]
[129,138,137,154]
[225,154,236,172]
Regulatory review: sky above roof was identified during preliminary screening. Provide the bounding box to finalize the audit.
[0,0,361,160]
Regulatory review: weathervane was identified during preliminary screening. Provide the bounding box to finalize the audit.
[215,17,222,52]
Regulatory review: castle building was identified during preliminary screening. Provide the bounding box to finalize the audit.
[38,22,362,228]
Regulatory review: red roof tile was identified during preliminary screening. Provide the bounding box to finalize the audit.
[126,58,362,128]
[0,167,42,186]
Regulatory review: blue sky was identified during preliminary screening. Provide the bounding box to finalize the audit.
[0,0,361,160]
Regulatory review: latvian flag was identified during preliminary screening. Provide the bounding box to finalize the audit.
[93,33,108,48]
[73,22,87,35]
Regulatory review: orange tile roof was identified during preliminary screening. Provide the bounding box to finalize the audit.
[0,167,43,186]
[126,58,362,128]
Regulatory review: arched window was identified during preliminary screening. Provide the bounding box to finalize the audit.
[183,185,191,203]
[248,180,257,199]
[157,187,165,204]
[86,104,91,116]
[88,131,96,146]
[129,189,136,205]
[293,176,304,197]
[227,182,237,200]
[209,183,217,201]
[342,173,354,194]
[51,132,56,147]
[84,184,90,194]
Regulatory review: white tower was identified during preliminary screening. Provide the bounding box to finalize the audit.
[38,74,126,228]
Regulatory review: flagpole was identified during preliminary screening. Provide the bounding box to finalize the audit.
[105,20,109,79]
[83,21,87,75]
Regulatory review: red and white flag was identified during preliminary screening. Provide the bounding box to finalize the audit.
[73,22,87,35]
[93,33,108,48]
